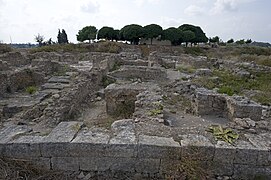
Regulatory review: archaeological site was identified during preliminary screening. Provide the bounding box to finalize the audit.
[0,43,270,179]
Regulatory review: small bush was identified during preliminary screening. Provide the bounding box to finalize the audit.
[177,65,196,74]
[101,76,116,88]
[184,47,205,56]
[96,41,122,53]
[26,86,38,94]
[217,86,234,96]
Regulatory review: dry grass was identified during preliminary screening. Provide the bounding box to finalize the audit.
[30,41,122,54]
[0,158,78,180]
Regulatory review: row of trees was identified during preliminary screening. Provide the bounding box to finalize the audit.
[35,29,69,46]
[209,36,252,45]
[76,24,208,46]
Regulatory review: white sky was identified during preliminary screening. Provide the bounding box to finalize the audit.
[0,0,270,43]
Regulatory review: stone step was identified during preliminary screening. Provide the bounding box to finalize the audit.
[41,83,70,90]
[44,121,83,142]
[48,76,71,84]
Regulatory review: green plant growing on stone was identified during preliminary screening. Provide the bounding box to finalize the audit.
[101,76,116,88]
[177,65,196,74]
[26,86,38,94]
[149,102,164,116]
[207,125,239,145]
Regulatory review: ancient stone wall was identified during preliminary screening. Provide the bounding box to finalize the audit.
[0,121,270,179]
[193,88,263,121]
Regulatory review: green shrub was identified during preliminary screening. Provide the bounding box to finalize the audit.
[177,65,196,74]
[217,86,234,96]
[26,86,38,94]
[96,41,122,53]
[184,47,205,56]
[101,76,116,88]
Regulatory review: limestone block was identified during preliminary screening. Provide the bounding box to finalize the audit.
[209,162,234,176]
[51,157,79,171]
[245,133,271,166]
[41,83,70,90]
[234,141,258,165]
[214,141,236,164]
[79,157,113,171]
[48,76,71,84]
[227,97,262,121]
[109,120,137,158]
[134,158,161,174]
[70,128,110,157]
[233,165,271,180]
[44,121,83,142]
[0,125,32,144]
[41,121,83,157]
[2,136,44,158]
[138,135,181,159]
[180,134,215,161]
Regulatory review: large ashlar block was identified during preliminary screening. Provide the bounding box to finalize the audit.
[138,135,181,159]
[2,136,44,158]
[40,121,83,157]
[234,141,259,165]
[51,157,79,171]
[180,134,215,161]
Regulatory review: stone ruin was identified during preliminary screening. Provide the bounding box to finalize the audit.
[0,45,270,179]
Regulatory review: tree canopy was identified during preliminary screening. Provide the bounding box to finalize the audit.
[76,23,210,46]
[120,24,143,45]
[162,27,183,46]
[57,29,68,44]
[97,26,115,40]
[34,34,45,47]
[179,24,208,44]
[143,24,163,44]
[77,26,97,42]
[209,36,220,43]
[182,30,195,47]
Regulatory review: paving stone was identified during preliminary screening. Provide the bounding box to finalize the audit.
[41,83,70,90]
[180,134,215,161]
[138,135,181,159]
[0,125,32,144]
[48,76,71,84]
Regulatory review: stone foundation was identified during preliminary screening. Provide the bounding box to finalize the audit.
[0,121,270,179]
[193,88,263,121]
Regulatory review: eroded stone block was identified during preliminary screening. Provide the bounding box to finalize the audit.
[138,135,181,159]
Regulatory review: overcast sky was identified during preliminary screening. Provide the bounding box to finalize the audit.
[0,0,270,43]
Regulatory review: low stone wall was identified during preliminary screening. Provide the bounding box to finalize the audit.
[193,88,263,121]
[0,121,270,179]
[109,65,167,82]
